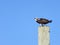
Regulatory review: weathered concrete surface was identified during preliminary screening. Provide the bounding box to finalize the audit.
[38,26,50,45]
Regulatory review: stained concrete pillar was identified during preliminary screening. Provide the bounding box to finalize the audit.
[38,26,50,45]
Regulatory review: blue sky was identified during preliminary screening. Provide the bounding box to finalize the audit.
[0,0,60,45]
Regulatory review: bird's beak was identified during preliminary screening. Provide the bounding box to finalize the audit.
[34,18,37,21]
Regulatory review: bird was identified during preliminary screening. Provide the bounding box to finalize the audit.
[34,18,52,26]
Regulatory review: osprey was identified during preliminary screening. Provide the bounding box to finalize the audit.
[34,18,52,26]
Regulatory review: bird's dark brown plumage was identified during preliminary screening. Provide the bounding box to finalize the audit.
[34,18,52,26]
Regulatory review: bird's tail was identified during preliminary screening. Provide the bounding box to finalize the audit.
[49,20,52,23]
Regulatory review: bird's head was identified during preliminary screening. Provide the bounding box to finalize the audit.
[34,18,40,21]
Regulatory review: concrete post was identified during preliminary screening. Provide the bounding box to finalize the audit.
[38,26,50,45]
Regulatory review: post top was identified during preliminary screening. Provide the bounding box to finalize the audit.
[38,25,50,28]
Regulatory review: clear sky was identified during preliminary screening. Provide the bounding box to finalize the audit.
[0,0,60,45]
